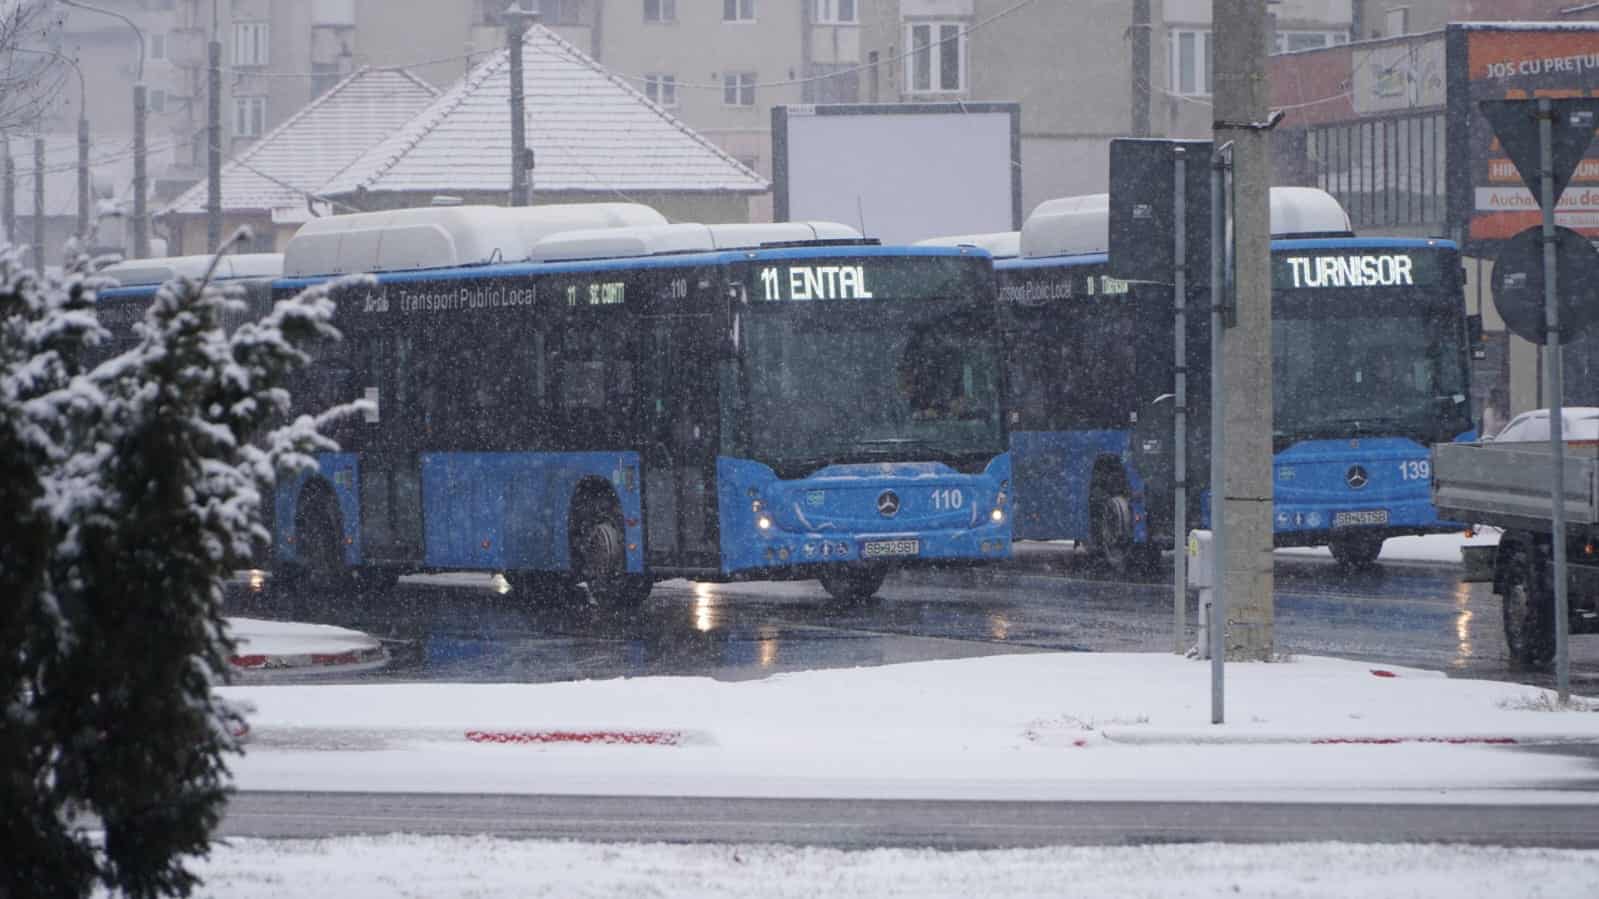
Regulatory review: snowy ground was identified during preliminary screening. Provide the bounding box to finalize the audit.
[174,837,1599,899]
[222,652,1599,802]
[1275,529,1500,565]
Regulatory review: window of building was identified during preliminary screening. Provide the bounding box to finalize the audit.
[312,62,347,98]
[904,21,965,93]
[312,0,357,26]
[644,74,677,107]
[148,32,167,62]
[1385,6,1410,36]
[537,0,583,25]
[723,71,756,106]
[147,88,167,114]
[723,0,755,23]
[233,21,270,67]
[1272,30,1349,54]
[1170,28,1211,96]
[233,95,267,137]
[813,0,856,24]
[644,0,676,22]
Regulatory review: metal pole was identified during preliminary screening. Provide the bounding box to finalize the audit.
[3,141,15,247]
[33,136,45,267]
[1173,146,1188,653]
[133,82,148,257]
[76,116,89,239]
[506,4,533,207]
[1210,145,1231,724]
[1538,97,1571,704]
[1132,0,1151,138]
[1212,0,1274,661]
[208,36,223,251]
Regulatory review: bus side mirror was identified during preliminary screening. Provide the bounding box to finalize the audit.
[1467,314,1485,359]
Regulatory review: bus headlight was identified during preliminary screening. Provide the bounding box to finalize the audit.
[757,515,772,531]
[990,508,1005,524]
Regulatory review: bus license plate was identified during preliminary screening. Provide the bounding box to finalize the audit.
[1333,509,1388,528]
[862,539,920,559]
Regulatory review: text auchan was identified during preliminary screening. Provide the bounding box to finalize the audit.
[1283,254,1415,289]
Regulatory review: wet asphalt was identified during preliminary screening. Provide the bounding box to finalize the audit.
[223,544,1599,692]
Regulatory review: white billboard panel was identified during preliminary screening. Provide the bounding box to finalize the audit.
[773,104,1021,245]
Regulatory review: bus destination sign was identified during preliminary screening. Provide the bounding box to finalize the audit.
[1273,250,1440,290]
[756,264,875,301]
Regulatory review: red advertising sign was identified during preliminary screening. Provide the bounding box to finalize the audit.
[1447,25,1599,246]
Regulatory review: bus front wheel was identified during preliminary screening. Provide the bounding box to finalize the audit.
[818,566,887,603]
[572,505,651,608]
[1091,491,1139,575]
[1329,534,1384,566]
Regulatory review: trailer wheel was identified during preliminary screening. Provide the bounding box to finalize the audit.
[1501,543,1555,669]
[1329,533,1384,566]
[818,566,887,603]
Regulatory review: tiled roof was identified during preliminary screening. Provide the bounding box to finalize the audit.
[320,26,768,199]
[162,68,439,220]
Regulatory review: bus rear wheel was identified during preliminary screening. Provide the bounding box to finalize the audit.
[572,505,651,608]
[818,566,887,603]
[1329,534,1384,566]
[1092,491,1140,575]
[1501,543,1555,669]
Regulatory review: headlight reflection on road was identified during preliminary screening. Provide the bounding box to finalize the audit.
[758,625,780,668]
[693,582,718,633]
[988,613,1011,641]
[1453,581,1474,667]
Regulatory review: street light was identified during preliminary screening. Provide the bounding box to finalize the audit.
[13,47,91,238]
[60,0,147,258]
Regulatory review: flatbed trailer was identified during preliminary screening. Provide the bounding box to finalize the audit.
[1431,441,1599,666]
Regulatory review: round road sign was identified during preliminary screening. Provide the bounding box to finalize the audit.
[1491,225,1599,345]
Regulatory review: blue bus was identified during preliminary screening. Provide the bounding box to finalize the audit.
[932,188,1475,571]
[270,203,1012,605]
[91,253,284,364]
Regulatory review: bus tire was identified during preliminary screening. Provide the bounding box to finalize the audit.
[818,566,887,603]
[1329,534,1384,566]
[571,495,651,608]
[1500,542,1555,669]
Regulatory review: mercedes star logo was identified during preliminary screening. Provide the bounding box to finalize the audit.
[1346,465,1369,490]
[877,490,901,518]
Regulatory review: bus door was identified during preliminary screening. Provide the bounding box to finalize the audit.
[640,311,721,569]
[358,331,424,564]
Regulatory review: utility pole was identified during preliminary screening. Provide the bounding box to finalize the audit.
[62,2,147,257]
[208,32,223,250]
[1132,0,1152,137]
[133,82,148,257]
[505,3,537,207]
[3,140,15,246]
[33,136,45,266]
[1211,0,1276,660]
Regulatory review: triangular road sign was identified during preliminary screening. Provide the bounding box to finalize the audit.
[1479,98,1599,209]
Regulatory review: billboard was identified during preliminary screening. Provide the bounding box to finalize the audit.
[1446,23,1599,249]
[771,103,1021,245]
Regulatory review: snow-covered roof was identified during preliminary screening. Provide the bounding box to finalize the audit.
[282,203,670,276]
[320,26,768,199]
[528,221,861,262]
[161,68,439,222]
[101,253,284,286]
[1018,188,1353,259]
[917,231,1020,259]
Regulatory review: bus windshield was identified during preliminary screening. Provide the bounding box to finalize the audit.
[742,295,1005,471]
[1273,292,1470,442]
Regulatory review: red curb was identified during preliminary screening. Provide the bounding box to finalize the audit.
[465,729,684,746]
[229,645,386,671]
[1310,737,1519,746]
